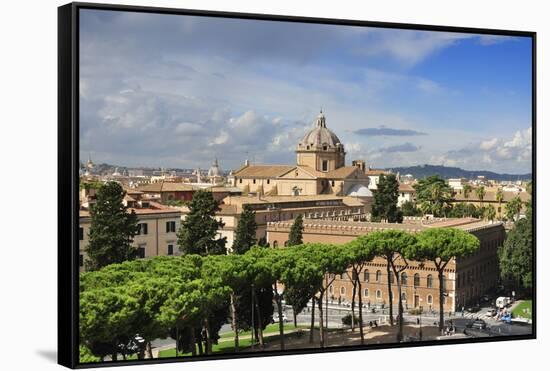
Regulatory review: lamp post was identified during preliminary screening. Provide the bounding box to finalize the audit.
[419,306,423,340]
[251,283,255,350]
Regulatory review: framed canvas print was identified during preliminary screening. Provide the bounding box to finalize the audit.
[58,2,536,368]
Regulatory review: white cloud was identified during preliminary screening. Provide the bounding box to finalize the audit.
[440,128,532,173]
[480,138,498,151]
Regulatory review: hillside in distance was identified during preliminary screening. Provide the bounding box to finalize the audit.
[388,164,531,181]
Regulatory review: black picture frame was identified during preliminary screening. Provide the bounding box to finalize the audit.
[58,2,536,369]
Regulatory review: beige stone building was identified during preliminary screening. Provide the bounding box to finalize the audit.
[453,188,531,219]
[78,190,182,272]
[175,194,369,252]
[232,112,372,197]
[267,217,505,312]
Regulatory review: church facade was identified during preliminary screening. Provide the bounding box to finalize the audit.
[232,112,373,198]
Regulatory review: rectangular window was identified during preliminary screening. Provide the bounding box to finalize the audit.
[166,221,176,233]
[322,160,328,172]
[137,223,148,235]
[239,179,242,183]
[79,227,84,240]
[168,244,174,255]
[138,247,146,259]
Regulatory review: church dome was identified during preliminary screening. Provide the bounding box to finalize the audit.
[298,112,343,150]
[347,184,373,198]
[208,158,222,177]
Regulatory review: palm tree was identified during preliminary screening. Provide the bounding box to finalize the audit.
[485,206,496,222]
[495,188,504,220]
[505,195,523,221]
[463,184,473,199]
[475,186,486,207]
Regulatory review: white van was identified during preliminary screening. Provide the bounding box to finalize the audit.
[496,297,511,309]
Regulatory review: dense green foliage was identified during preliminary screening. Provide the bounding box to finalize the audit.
[415,228,480,330]
[504,195,523,221]
[371,174,403,223]
[400,200,422,217]
[499,217,533,289]
[85,182,139,271]
[287,214,304,246]
[413,175,453,217]
[232,204,258,254]
[80,227,486,360]
[177,190,227,255]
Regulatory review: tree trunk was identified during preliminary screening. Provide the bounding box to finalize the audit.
[204,319,212,355]
[274,286,285,350]
[386,262,394,326]
[253,289,264,349]
[190,328,197,356]
[309,296,316,344]
[146,341,153,359]
[293,309,297,328]
[396,271,404,342]
[351,281,357,332]
[112,342,118,362]
[357,279,365,345]
[438,269,445,331]
[196,329,203,355]
[230,293,239,352]
[318,291,325,348]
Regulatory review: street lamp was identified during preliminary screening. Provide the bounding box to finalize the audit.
[419,306,423,340]
[251,283,255,350]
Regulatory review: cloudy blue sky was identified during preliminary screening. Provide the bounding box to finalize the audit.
[79,9,533,174]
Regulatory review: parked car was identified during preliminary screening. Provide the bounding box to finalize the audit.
[470,319,488,330]
[466,305,481,313]
[271,313,289,323]
[486,308,497,317]
[496,297,511,309]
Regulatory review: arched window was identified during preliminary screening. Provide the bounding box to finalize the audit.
[414,273,420,287]
[389,273,394,284]
[376,270,381,282]
[273,241,278,248]
[427,295,433,304]
[427,274,433,288]
[401,272,408,286]
[340,287,346,295]
[401,292,407,301]
[329,285,334,294]
[363,269,370,282]
[376,290,382,299]
[364,288,369,297]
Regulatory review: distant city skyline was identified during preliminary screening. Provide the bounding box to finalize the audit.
[80,9,533,174]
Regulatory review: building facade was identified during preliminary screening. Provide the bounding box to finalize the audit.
[79,194,182,272]
[267,218,505,312]
[232,112,373,197]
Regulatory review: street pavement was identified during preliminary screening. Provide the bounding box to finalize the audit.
[150,299,532,352]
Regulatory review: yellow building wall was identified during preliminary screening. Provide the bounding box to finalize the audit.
[79,214,181,272]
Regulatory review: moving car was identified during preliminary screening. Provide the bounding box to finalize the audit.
[470,319,488,330]
[486,308,497,317]
[271,313,289,323]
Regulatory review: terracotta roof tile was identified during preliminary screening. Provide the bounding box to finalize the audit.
[233,165,294,178]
